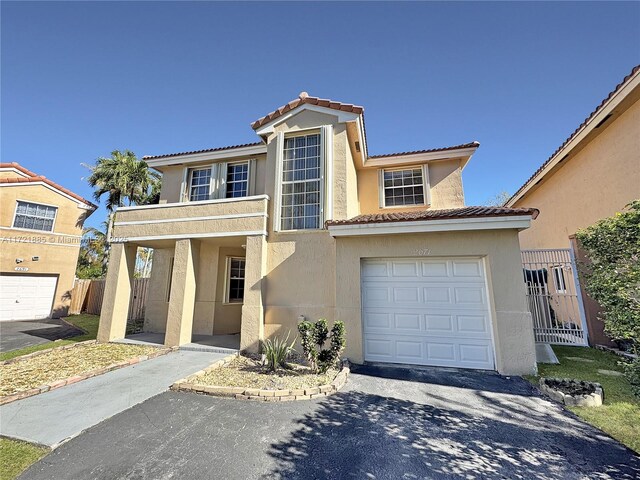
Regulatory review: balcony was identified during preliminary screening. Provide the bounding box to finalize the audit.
[110,195,269,245]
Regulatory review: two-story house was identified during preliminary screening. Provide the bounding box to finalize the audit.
[98,93,539,375]
[0,163,96,320]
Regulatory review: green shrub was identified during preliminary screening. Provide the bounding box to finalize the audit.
[298,319,346,374]
[575,200,640,351]
[261,332,295,372]
[624,358,640,398]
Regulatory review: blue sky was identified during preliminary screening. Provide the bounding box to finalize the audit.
[2,1,639,228]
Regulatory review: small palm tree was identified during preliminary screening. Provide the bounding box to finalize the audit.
[83,150,161,211]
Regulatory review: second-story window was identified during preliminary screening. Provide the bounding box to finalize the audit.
[382,167,427,207]
[13,201,57,232]
[281,133,322,230]
[226,162,249,198]
[189,167,212,201]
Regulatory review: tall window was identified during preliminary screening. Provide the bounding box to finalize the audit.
[226,162,249,198]
[280,133,322,230]
[226,257,246,303]
[13,201,57,232]
[188,168,212,201]
[382,167,426,207]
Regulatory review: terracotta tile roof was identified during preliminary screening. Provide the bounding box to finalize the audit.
[368,141,480,159]
[251,92,364,130]
[142,142,265,161]
[508,64,640,204]
[326,206,538,227]
[0,162,97,209]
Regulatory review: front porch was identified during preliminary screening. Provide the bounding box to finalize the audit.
[114,332,240,354]
[97,196,268,352]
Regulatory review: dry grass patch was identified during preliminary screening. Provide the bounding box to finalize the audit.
[0,343,161,397]
[196,355,339,390]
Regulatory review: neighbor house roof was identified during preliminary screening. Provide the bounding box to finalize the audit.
[143,142,264,161]
[251,92,364,130]
[0,162,97,209]
[507,64,640,206]
[368,142,480,159]
[326,206,539,227]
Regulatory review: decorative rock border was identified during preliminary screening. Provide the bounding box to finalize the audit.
[171,356,350,402]
[596,344,638,361]
[539,377,603,407]
[0,343,177,405]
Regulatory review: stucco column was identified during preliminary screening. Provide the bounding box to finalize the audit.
[97,242,137,343]
[240,235,267,353]
[165,239,199,347]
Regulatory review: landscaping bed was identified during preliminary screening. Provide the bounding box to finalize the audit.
[538,377,603,407]
[172,353,349,401]
[0,341,168,402]
[200,354,339,390]
[528,345,639,453]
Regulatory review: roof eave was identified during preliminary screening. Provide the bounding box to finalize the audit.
[145,143,268,168]
[506,65,640,207]
[327,214,534,237]
[364,143,479,169]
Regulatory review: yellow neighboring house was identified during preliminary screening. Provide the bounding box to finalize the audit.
[507,65,640,346]
[0,163,96,320]
[99,92,540,375]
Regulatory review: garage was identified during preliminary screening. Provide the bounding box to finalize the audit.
[361,257,496,370]
[0,274,58,321]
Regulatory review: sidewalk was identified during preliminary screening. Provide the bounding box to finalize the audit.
[0,350,225,447]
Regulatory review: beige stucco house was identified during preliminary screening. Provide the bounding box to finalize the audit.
[507,65,640,345]
[0,163,96,320]
[98,93,539,375]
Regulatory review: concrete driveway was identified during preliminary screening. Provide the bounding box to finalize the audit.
[20,364,639,479]
[0,319,83,352]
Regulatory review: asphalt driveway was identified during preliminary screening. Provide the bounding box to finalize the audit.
[0,319,83,352]
[21,364,639,479]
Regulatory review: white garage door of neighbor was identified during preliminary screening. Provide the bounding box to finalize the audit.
[362,258,496,370]
[0,275,57,322]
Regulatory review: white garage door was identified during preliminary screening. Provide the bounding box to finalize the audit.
[0,275,58,321]
[362,258,495,370]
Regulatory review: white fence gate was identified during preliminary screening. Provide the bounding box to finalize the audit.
[521,249,588,346]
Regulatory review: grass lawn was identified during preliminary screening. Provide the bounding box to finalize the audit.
[0,314,142,362]
[527,345,639,453]
[0,438,49,480]
[0,314,99,362]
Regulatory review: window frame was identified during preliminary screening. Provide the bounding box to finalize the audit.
[224,161,250,199]
[378,164,430,209]
[551,266,567,294]
[182,161,253,202]
[187,166,214,202]
[224,256,246,304]
[12,200,58,233]
[275,128,328,232]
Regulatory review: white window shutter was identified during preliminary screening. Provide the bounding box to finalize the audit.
[321,125,333,221]
[180,168,189,202]
[274,132,284,232]
[217,162,228,199]
[248,158,257,196]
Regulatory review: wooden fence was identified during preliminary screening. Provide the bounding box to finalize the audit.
[70,278,150,320]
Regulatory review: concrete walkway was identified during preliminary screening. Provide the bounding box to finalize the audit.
[0,350,226,447]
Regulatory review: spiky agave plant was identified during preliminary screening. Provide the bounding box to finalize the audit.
[261,332,296,372]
